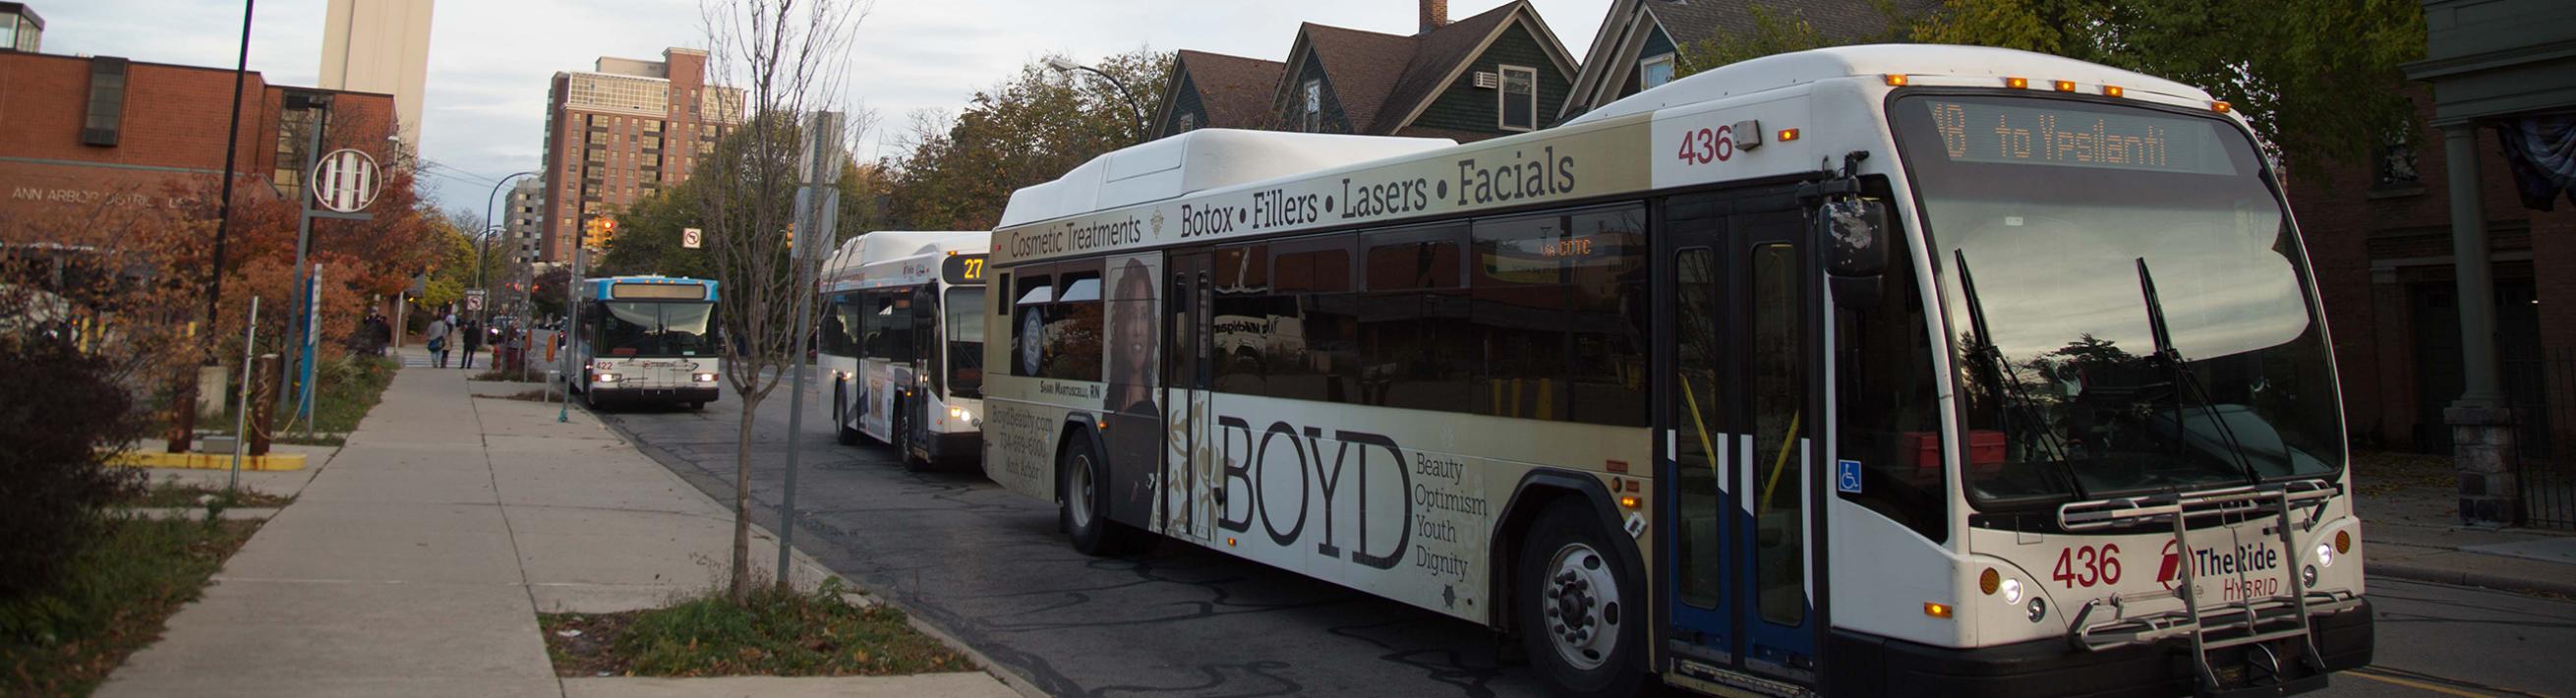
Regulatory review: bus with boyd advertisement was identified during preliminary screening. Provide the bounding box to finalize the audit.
[570,275,721,410]
[976,45,2370,697]
[819,231,992,468]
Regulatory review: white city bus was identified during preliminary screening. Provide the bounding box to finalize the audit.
[570,275,721,410]
[978,45,2374,696]
[819,231,991,468]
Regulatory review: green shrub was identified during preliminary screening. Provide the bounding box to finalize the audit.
[0,332,145,605]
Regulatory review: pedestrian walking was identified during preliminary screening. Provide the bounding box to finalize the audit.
[427,315,453,368]
[460,320,485,370]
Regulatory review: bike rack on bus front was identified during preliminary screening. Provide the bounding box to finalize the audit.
[2055,480,2362,695]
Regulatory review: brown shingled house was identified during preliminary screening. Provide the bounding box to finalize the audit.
[1148,0,1580,144]
[1560,0,1936,121]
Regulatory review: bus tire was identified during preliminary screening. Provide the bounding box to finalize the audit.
[893,404,924,471]
[1058,436,1133,555]
[834,380,860,446]
[1517,500,1645,698]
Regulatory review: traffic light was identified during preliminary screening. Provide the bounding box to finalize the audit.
[581,216,619,250]
[784,222,794,250]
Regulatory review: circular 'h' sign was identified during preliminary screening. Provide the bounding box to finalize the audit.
[311,148,382,213]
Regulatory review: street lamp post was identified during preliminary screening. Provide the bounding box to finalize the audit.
[1045,56,1150,141]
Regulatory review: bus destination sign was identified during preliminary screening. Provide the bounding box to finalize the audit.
[1923,99,2237,175]
[942,254,989,285]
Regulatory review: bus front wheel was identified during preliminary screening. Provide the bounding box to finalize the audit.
[1516,500,1644,698]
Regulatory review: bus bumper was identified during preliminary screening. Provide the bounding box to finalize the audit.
[924,431,982,465]
[591,386,722,405]
[1825,599,2371,698]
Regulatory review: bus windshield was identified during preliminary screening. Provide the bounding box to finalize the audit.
[947,287,985,398]
[600,301,716,357]
[1891,94,2344,506]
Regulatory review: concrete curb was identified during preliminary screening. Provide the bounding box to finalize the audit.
[119,507,281,521]
[2371,561,2576,598]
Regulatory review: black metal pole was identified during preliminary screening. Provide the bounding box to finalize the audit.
[203,0,255,349]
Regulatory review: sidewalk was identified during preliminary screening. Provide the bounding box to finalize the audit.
[2356,452,2576,598]
[96,348,1019,697]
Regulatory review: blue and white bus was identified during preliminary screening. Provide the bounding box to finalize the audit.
[978,45,2370,697]
[571,275,721,410]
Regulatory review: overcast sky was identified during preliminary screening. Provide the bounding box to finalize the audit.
[38,0,1611,216]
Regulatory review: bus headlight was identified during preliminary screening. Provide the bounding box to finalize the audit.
[2303,564,2320,589]
[949,406,971,422]
[2027,597,2048,622]
[2314,544,2333,568]
[1999,578,2023,605]
[693,373,719,382]
[595,373,620,383]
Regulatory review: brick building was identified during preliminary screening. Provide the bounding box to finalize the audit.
[537,48,743,262]
[0,49,398,240]
[2287,96,2576,453]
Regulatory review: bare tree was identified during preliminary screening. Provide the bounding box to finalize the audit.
[698,0,867,604]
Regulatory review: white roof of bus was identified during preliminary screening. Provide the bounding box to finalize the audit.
[998,45,2216,229]
[1567,44,2211,125]
[824,231,985,274]
[996,129,1455,229]
[822,231,986,284]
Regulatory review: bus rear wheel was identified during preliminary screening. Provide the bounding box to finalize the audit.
[1058,436,1140,555]
[1517,500,1643,698]
[893,406,924,471]
[834,380,859,445]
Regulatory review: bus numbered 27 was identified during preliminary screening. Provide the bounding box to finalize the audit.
[570,275,721,410]
[819,231,991,468]
[977,45,2369,697]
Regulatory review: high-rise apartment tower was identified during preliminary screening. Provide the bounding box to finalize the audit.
[537,48,742,262]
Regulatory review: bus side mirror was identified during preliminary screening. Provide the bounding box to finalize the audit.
[1820,197,1891,309]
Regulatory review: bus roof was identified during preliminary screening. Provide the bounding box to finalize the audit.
[1567,44,2210,125]
[821,232,991,292]
[995,129,1454,229]
[582,275,719,302]
[823,231,986,275]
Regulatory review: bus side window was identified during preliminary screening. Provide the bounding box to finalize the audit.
[1272,234,1356,403]
[1044,268,1103,381]
[1834,214,1947,544]
[1012,273,1052,378]
[1472,212,1573,421]
[1210,244,1271,395]
[1361,224,1469,412]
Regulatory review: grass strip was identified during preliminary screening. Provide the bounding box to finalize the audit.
[119,479,294,509]
[539,582,971,678]
[0,517,261,696]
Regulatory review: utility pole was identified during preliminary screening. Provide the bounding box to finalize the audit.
[778,110,844,588]
[177,0,259,454]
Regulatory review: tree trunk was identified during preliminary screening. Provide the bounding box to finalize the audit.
[731,390,761,604]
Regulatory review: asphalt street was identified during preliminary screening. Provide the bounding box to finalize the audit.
[595,375,2576,698]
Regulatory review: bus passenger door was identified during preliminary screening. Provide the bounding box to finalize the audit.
[1164,251,1217,543]
[1657,195,1821,688]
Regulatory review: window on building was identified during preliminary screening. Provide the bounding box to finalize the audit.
[1303,80,1322,133]
[1639,54,1675,90]
[1178,112,1197,133]
[82,58,130,146]
[1498,65,1538,131]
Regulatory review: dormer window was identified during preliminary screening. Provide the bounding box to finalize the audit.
[1639,54,1675,90]
[1303,80,1322,132]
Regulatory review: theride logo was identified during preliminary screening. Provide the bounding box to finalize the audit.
[2158,540,2184,590]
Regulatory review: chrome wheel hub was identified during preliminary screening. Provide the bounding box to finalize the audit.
[1543,542,1620,670]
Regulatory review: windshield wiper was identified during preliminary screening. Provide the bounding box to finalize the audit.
[2134,258,2259,484]
[1953,250,2084,499]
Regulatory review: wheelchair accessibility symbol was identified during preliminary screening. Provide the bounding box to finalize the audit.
[1836,459,1863,494]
